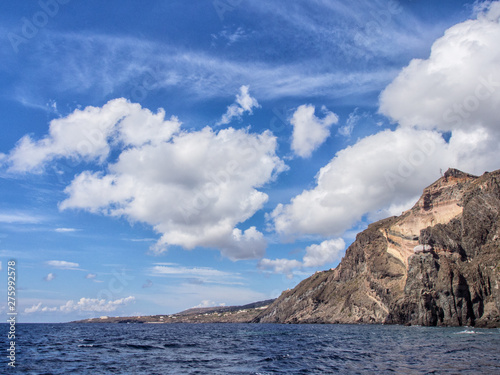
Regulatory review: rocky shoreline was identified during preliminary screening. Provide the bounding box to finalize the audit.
[254,169,500,328]
[71,299,275,324]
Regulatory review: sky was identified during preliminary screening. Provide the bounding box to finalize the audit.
[0,0,499,323]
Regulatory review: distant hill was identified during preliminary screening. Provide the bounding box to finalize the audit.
[71,299,275,324]
[253,168,500,328]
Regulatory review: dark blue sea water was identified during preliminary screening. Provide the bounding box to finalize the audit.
[0,323,499,374]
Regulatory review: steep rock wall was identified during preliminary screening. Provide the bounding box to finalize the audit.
[255,169,500,327]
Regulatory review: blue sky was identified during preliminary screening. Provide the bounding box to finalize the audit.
[1,0,499,322]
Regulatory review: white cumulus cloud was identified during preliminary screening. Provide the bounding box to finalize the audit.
[60,296,135,313]
[44,273,56,281]
[25,303,58,314]
[59,125,285,260]
[379,3,500,137]
[259,238,345,278]
[258,258,303,279]
[5,98,180,173]
[290,104,338,158]
[271,128,449,238]
[303,238,346,268]
[475,1,500,21]
[5,99,286,260]
[194,300,220,308]
[271,7,500,239]
[24,296,135,314]
[217,85,260,125]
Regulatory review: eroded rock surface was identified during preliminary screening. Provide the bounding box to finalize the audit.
[255,169,500,327]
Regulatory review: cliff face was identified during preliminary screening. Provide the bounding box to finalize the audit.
[255,169,500,327]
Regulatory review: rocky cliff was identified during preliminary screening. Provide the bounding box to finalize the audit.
[254,168,500,327]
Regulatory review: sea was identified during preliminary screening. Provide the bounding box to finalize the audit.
[1,323,499,374]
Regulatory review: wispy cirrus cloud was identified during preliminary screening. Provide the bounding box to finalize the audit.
[4,29,401,108]
[0,212,44,224]
[245,0,456,63]
[46,260,80,270]
[150,265,237,277]
[142,279,153,289]
[149,264,243,285]
[54,227,79,233]
[1,0,467,119]
[338,108,370,137]
[211,26,248,46]
[128,238,156,242]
